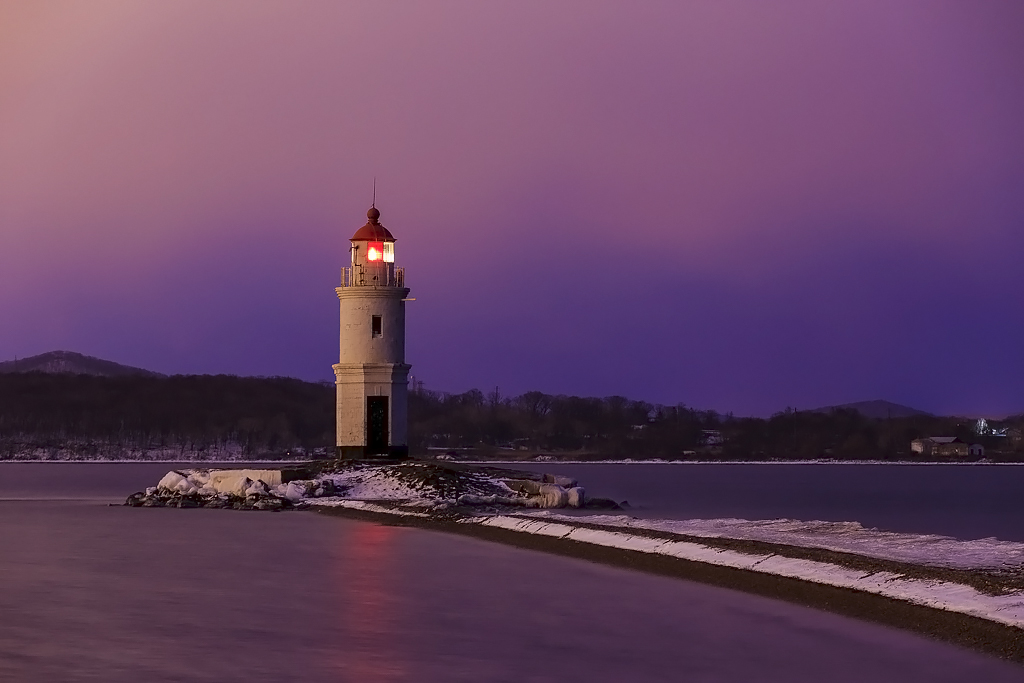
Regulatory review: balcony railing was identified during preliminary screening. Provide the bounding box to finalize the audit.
[340,265,405,288]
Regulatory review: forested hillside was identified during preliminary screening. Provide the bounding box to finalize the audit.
[0,373,334,460]
[0,372,1020,461]
[409,387,1024,461]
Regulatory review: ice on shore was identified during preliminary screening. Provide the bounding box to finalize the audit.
[522,513,1024,571]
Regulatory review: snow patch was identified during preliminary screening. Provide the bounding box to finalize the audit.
[521,513,1024,571]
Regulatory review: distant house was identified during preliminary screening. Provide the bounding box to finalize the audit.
[910,437,969,457]
[702,430,723,446]
[968,443,985,457]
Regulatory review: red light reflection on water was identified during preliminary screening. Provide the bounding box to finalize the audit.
[335,523,408,682]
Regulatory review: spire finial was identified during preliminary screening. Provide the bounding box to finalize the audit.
[366,178,381,222]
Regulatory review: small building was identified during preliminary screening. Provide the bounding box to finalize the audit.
[702,429,723,446]
[968,443,985,457]
[910,437,969,457]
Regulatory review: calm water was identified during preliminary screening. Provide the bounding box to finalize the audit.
[1,463,1022,682]
[516,462,1024,541]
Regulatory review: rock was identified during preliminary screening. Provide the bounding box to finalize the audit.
[145,487,157,496]
[458,493,530,506]
[254,498,284,511]
[281,481,307,502]
[566,487,586,508]
[187,471,211,487]
[245,480,269,498]
[157,471,187,492]
[125,492,145,507]
[543,473,578,488]
[504,479,544,495]
[537,484,569,508]
[584,497,621,510]
[312,480,336,497]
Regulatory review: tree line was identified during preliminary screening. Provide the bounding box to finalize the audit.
[408,386,1024,460]
[0,372,334,459]
[0,372,1020,460]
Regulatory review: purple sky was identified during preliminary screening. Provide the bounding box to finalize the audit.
[1,1,1022,416]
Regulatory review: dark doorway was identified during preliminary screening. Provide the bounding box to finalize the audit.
[366,396,389,454]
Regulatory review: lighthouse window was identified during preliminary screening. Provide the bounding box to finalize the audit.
[371,315,382,338]
[366,242,384,262]
[383,242,394,263]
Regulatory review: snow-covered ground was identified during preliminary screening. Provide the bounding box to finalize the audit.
[518,513,1024,572]
[321,467,460,503]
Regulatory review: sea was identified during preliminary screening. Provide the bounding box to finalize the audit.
[1,461,1022,682]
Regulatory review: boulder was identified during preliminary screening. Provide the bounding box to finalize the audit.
[566,487,586,508]
[537,484,569,508]
[281,481,308,502]
[585,497,622,510]
[504,479,544,495]
[312,480,336,497]
[245,480,269,498]
[157,471,187,492]
[187,471,211,487]
[543,473,578,488]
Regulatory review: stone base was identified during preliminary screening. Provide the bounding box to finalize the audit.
[337,445,409,460]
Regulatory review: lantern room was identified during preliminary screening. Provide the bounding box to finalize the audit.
[345,206,402,287]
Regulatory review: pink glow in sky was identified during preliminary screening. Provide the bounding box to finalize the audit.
[1,1,1022,415]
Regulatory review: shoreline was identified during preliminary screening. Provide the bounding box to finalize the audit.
[466,459,1024,466]
[312,502,1024,664]
[2,458,1023,466]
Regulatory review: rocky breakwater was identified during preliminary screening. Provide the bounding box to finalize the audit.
[124,461,614,513]
[457,473,587,509]
[124,468,335,511]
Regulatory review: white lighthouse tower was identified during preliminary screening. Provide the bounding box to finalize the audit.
[333,205,410,458]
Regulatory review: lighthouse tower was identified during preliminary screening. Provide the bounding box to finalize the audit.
[333,205,410,458]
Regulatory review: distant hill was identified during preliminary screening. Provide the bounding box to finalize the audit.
[0,351,163,378]
[809,400,932,419]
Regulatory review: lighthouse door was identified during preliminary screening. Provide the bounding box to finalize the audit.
[366,396,389,454]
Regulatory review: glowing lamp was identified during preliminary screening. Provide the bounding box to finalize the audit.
[366,242,384,262]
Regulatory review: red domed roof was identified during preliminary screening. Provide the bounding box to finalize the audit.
[350,206,396,241]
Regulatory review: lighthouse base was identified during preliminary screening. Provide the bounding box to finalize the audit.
[333,362,410,462]
[337,445,409,460]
